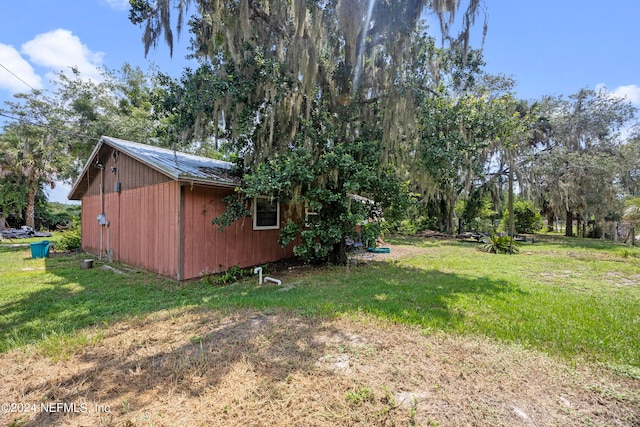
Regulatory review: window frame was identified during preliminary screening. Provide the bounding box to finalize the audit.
[304,206,319,228]
[252,196,280,230]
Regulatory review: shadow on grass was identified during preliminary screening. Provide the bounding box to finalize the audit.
[14,310,355,426]
[0,249,213,351]
[240,260,524,331]
[0,247,520,354]
[1,247,524,424]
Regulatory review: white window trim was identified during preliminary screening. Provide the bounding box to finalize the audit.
[253,196,280,230]
[304,206,318,228]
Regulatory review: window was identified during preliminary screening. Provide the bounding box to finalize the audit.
[253,197,280,230]
[304,206,318,228]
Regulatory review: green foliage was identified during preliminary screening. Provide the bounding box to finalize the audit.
[479,232,519,254]
[395,220,420,235]
[57,220,82,251]
[346,386,375,405]
[417,87,526,234]
[360,222,382,248]
[211,194,251,230]
[216,121,411,264]
[501,199,542,234]
[36,202,80,231]
[394,203,440,235]
[529,90,636,228]
[0,174,27,221]
[623,197,640,226]
[457,188,498,232]
[204,265,254,286]
[1,63,160,230]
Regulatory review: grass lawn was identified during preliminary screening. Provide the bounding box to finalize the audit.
[0,234,639,426]
[1,234,638,371]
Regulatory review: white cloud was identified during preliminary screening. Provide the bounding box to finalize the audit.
[596,83,640,106]
[103,0,131,11]
[610,84,640,105]
[0,43,43,93]
[21,29,104,83]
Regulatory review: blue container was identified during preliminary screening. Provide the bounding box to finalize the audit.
[367,247,390,254]
[30,240,50,258]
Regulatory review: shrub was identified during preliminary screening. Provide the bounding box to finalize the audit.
[479,232,519,254]
[502,200,542,234]
[205,265,254,286]
[57,220,82,251]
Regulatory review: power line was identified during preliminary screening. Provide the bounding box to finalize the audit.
[0,64,98,142]
[0,62,40,93]
[0,112,99,142]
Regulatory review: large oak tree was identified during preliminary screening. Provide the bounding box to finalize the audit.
[130,0,486,263]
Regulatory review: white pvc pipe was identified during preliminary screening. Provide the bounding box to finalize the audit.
[264,276,282,286]
[253,267,263,284]
[99,166,104,260]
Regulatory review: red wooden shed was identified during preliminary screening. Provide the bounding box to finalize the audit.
[68,136,294,281]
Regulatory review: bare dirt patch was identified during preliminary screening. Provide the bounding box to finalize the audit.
[1,309,637,426]
[348,242,429,263]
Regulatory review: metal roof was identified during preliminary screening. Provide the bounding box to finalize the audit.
[68,136,241,200]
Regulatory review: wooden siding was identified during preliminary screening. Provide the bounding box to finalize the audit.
[181,185,295,280]
[81,181,180,279]
[84,147,170,198]
[79,148,296,281]
[81,195,101,255]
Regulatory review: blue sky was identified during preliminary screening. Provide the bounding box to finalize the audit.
[1,0,639,203]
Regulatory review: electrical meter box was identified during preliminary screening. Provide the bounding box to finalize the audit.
[97,213,108,225]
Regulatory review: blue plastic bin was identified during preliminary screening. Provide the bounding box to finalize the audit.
[30,240,50,258]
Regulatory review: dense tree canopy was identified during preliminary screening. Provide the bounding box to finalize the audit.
[2,0,637,258]
[129,0,493,263]
[528,89,637,235]
[0,65,158,229]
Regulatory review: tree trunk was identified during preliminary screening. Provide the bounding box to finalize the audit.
[329,238,348,265]
[547,212,555,232]
[576,215,582,238]
[438,199,447,232]
[447,200,455,235]
[565,210,573,236]
[508,159,515,239]
[25,179,37,229]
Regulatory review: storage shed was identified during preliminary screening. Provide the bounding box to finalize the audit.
[68,136,294,281]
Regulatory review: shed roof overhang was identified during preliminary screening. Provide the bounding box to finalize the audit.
[68,136,242,200]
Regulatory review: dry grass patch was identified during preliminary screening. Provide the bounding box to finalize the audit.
[1,308,637,426]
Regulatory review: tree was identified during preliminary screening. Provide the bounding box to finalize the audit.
[0,92,64,229]
[54,65,160,179]
[417,86,530,234]
[622,197,640,226]
[131,0,486,263]
[528,89,636,236]
[622,197,640,245]
[501,199,542,234]
[0,65,160,226]
[0,174,28,227]
[618,136,640,196]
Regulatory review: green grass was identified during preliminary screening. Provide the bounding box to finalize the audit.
[0,231,64,247]
[0,235,639,374]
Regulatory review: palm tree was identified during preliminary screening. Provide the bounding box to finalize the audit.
[623,198,640,245]
[1,92,61,229]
